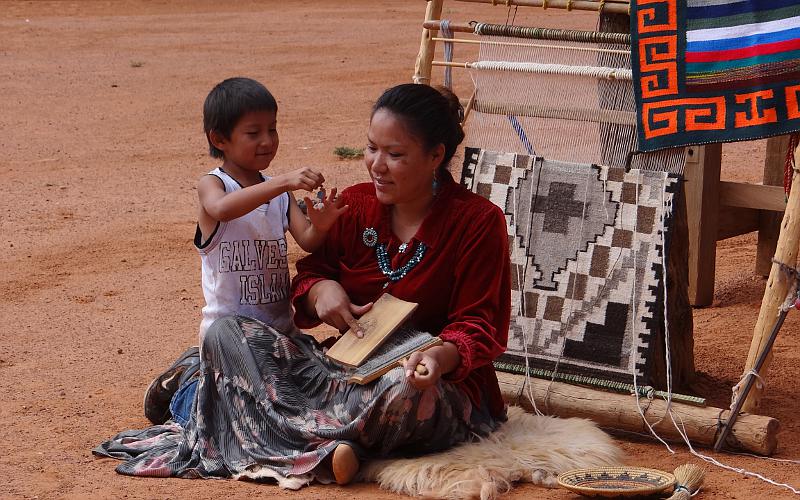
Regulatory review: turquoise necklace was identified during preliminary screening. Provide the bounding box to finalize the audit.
[364,227,427,285]
[376,242,427,283]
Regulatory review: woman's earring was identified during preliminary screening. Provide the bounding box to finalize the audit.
[432,172,440,195]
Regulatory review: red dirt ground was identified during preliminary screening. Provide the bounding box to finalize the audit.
[2,1,799,499]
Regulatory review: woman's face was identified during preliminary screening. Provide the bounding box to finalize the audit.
[365,108,443,207]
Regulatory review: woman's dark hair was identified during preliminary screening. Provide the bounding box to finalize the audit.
[203,77,278,159]
[372,83,465,171]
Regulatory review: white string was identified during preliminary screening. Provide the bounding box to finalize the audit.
[667,410,800,495]
[628,169,675,452]
[729,452,800,465]
[509,153,545,416]
[657,176,674,425]
[730,369,765,410]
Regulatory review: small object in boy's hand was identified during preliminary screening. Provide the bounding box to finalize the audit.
[313,187,325,210]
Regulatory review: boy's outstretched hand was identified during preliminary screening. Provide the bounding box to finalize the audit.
[304,187,347,231]
[279,167,326,192]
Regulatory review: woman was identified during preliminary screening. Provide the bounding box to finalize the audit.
[94,83,511,487]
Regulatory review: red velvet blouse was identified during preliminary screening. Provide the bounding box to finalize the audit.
[290,171,511,418]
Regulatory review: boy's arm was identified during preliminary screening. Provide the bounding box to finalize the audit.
[199,168,323,222]
[288,188,348,252]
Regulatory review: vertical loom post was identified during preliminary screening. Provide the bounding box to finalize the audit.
[685,144,722,307]
[413,0,444,84]
[741,142,800,414]
[756,135,791,275]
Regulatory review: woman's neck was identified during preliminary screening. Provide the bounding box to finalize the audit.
[391,192,435,242]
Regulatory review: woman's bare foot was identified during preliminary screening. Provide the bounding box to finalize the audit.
[331,443,359,485]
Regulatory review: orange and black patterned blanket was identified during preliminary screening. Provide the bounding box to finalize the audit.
[632,0,800,151]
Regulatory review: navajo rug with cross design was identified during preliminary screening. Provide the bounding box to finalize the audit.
[461,148,680,385]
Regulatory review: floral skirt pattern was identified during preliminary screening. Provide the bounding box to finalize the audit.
[93,316,501,486]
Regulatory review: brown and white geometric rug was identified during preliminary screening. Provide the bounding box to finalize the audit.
[461,148,682,386]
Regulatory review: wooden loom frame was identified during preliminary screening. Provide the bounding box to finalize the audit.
[411,0,794,453]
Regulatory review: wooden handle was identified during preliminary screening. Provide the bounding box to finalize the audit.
[402,357,429,375]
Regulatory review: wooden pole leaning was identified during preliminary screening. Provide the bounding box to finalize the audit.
[413,0,444,84]
[741,142,800,414]
[497,372,779,455]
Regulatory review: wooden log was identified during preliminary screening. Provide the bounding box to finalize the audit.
[742,142,800,414]
[757,136,790,275]
[497,372,780,455]
[423,20,476,34]
[413,0,444,85]
[684,144,722,307]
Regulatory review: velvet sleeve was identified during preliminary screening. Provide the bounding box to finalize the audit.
[438,205,511,383]
[290,211,346,330]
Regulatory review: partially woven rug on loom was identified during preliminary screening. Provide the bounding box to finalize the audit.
[632,0,800,151]
[360,406,623,500]
[461,148,681,386]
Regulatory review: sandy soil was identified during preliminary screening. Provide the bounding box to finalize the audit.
[2,1,799,499]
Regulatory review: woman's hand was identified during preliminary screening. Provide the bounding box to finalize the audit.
[403,342,461,390]
[307,280,372,337]
[304,187,348,232]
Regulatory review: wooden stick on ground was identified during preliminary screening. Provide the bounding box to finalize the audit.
[741,142,800,414]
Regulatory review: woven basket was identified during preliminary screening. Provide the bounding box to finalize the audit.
[557,466,676,497]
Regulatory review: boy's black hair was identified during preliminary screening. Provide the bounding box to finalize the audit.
[203,77,278,159]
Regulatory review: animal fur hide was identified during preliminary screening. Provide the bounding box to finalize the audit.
[359,406,623,500]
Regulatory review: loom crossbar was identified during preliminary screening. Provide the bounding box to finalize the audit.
[454,0,631,15]
[431,36,630,55]
[471,100,637,126]
[423,20,631,45]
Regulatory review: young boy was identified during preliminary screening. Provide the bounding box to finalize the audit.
[144,77,346,425]
[196,76,346,338]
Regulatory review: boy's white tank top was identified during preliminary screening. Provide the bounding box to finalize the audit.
[196,167,296,340]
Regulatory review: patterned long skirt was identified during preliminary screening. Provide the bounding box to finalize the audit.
[93,316,501,487]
